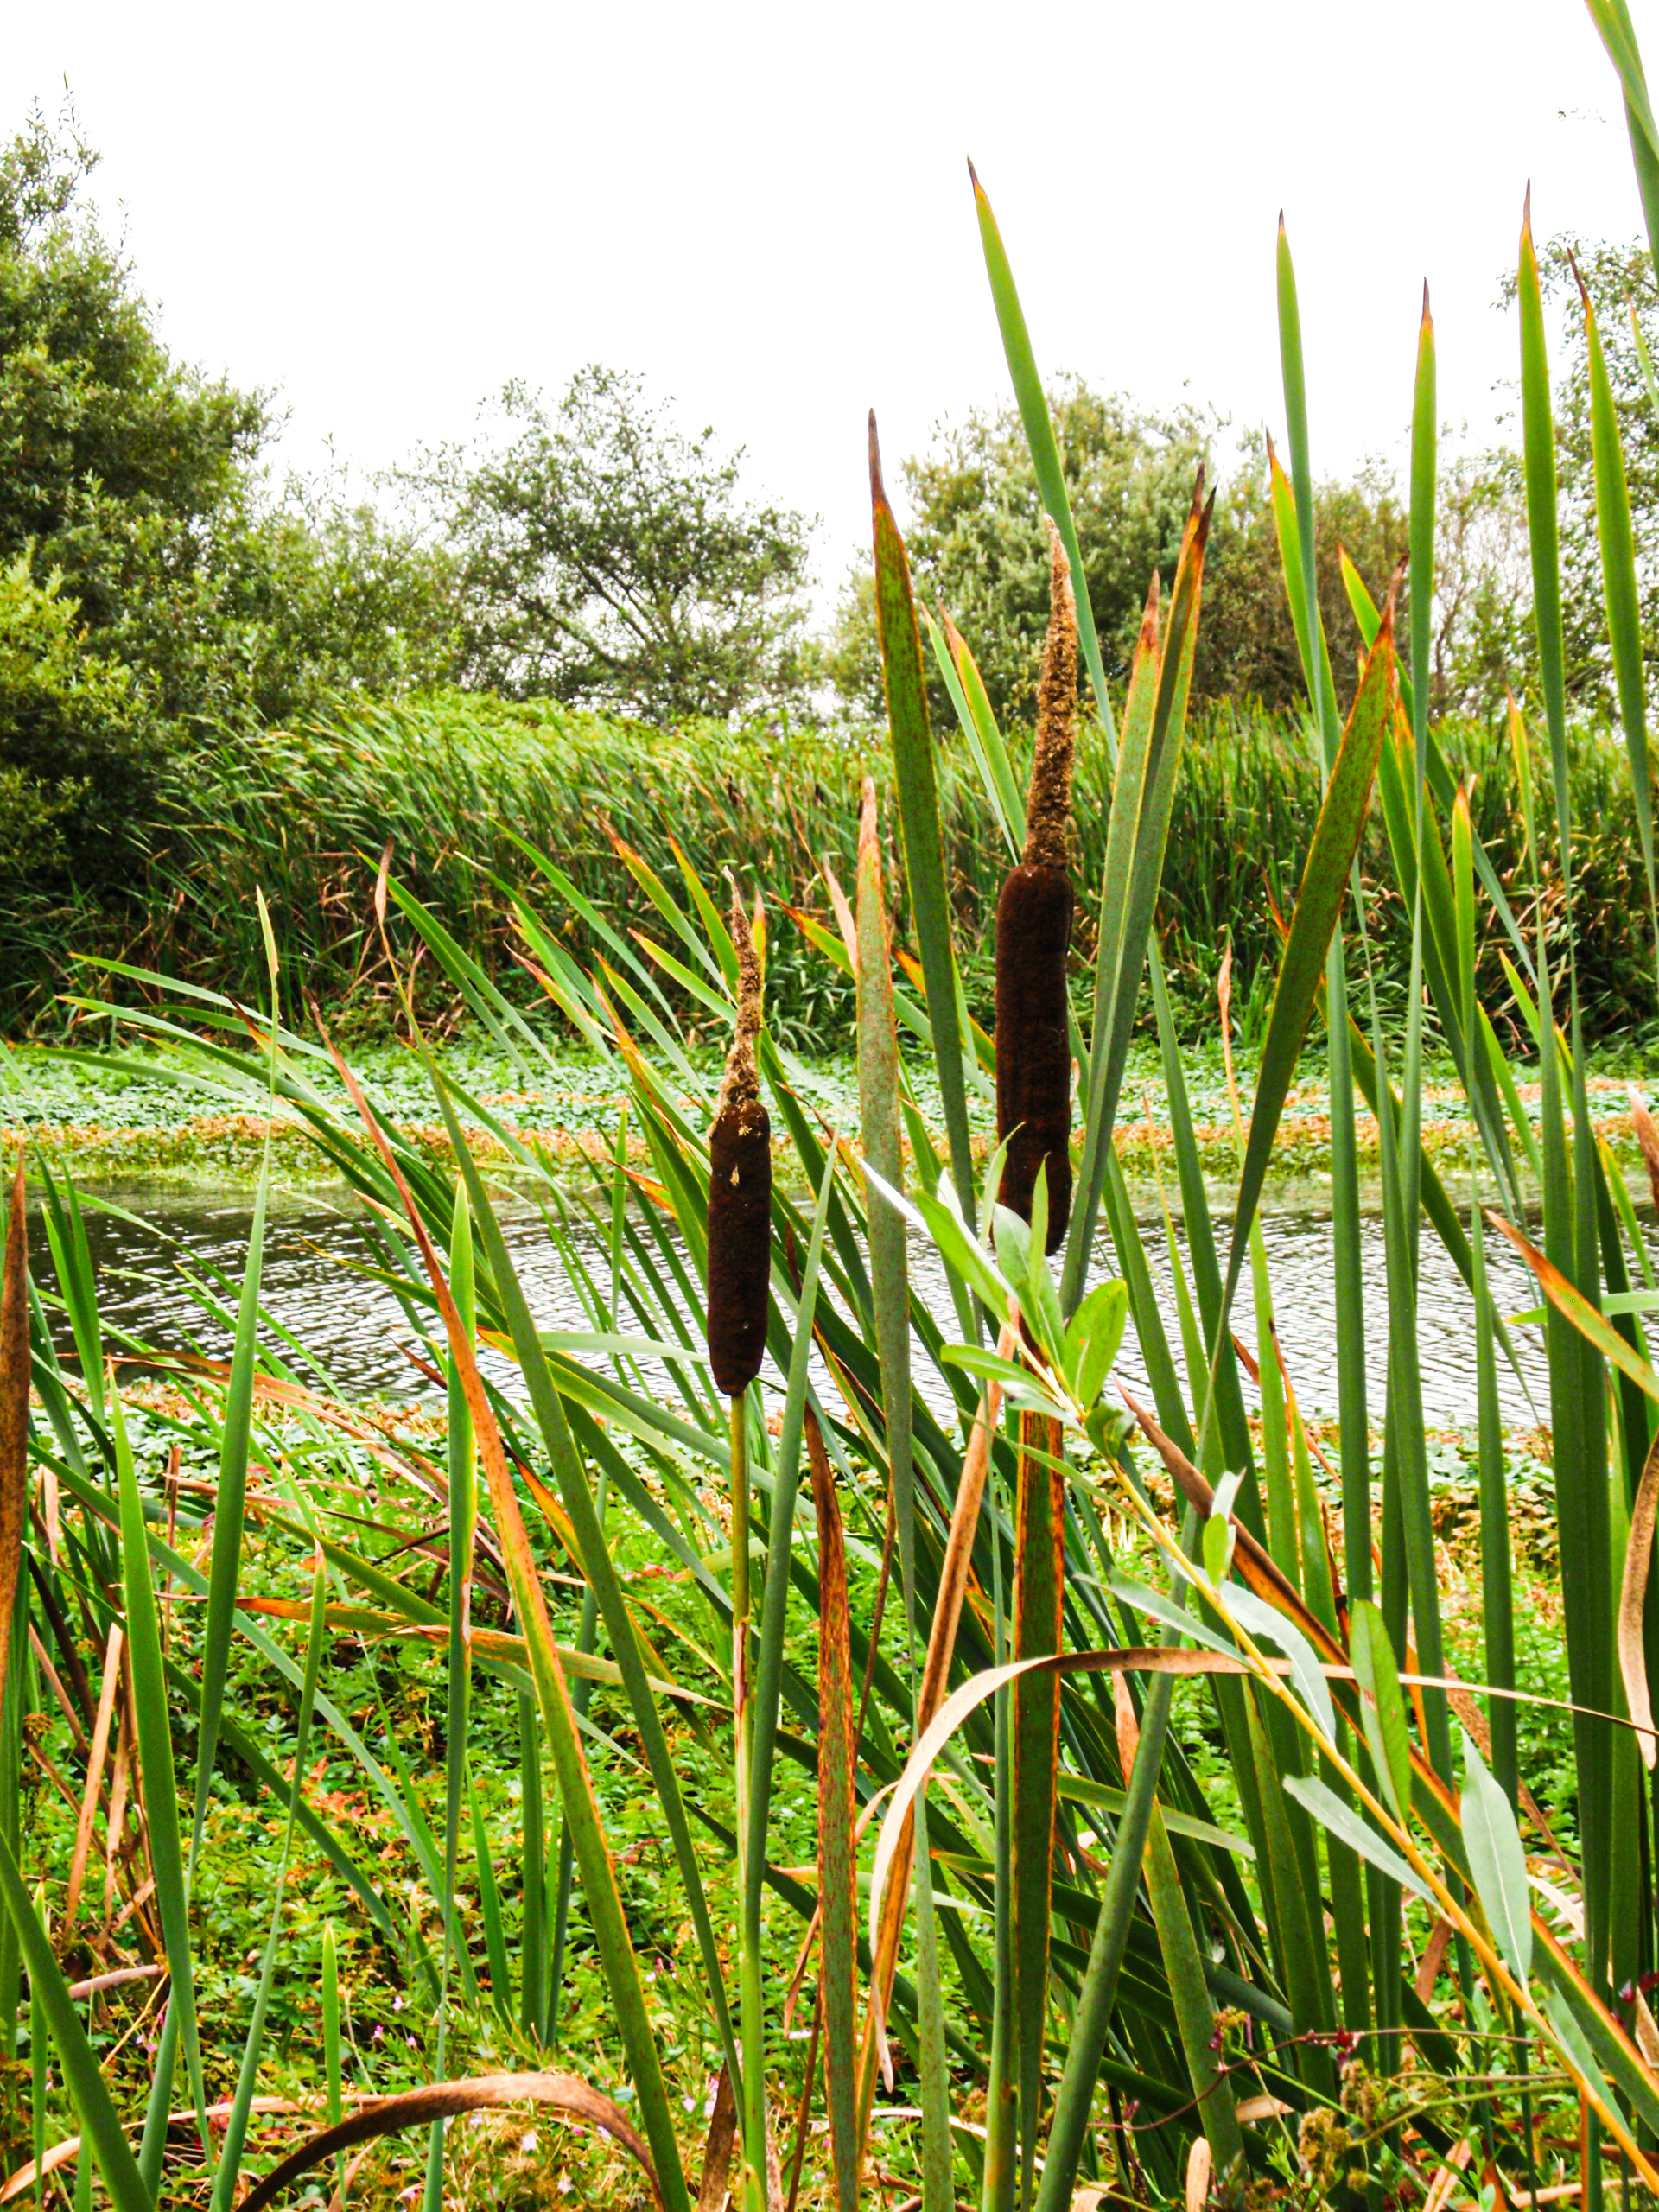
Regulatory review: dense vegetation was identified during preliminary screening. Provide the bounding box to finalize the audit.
[17,11,1659,2210]
[6,96,1659,1049]
[44,687,1659,1058]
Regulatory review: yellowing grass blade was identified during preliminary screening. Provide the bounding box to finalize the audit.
[0,1158,27,1713]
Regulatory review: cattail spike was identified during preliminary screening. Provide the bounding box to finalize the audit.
[1023,519,1078,871]
[707,889,771,1395]
[996,524,1078,1252]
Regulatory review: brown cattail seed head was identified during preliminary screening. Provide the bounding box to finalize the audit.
[707,892,771,1395]
[995,522,1077,1253]
[1023,519,1078,873]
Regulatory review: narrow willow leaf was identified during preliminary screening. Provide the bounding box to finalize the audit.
[1349,1599,1414,1826]
[1281,1776,1431,1903]
[1459,1728,1532,1986]
[1224,1586,1333,1742]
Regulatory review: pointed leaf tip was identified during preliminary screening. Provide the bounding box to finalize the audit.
[868,411,885,505]
[967,155,979,186]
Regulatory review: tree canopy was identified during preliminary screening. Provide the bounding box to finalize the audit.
[404,368,818,721]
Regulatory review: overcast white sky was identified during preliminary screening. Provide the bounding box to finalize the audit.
[2,1,1652,600]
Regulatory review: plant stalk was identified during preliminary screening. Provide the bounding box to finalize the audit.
[733,1387,766,2212]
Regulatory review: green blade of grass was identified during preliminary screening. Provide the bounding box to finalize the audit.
[808,1410,860,2212]
[968,162,1115,748]
[1215,600,1395,1421]
[0,1837,151,2212]
[870,415,976,1233]
[1578,260,1659,979]
[326,1044,694,2212]
[112,1376,209,2152]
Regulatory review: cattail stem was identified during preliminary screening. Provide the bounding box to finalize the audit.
[731,1387,767,2212]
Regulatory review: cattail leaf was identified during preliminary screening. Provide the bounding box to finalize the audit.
[968,162,1114,746]
[0,1833,151,2212]
[192,1145,268,1856]
[1579,263,1659,967]
[1618,1429,1659,1770]
[929,604,1024,857]
[1489,1208,1659,1403]
[1011,1410,1065,2196]
[1218,601,1395,1351]
[112,1377,210,2141]
[745,1146,836,1918]
[1064,488,1211,1313]
[211,1563,329,2211]
[869,416,976,1228]
[1266,435,1340,766]
[324,1038,695,2212]
[808,1410,860,2212]
[0,1157,27,1713]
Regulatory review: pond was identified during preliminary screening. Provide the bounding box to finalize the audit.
[29,1171,1628,1433]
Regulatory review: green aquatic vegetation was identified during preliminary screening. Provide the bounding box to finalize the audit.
[20,21,1659,2208]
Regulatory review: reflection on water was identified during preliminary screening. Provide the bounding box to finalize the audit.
[33,1168,1632,1433]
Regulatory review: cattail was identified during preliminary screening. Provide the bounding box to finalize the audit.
[996,520,1077,1253]
[707,892,771,1394]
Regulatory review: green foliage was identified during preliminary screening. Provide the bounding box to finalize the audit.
[829,379,1218,721]
[0,98,460,988]
[59,686,1659,1058]
[0,552,150,876]
[404,367,817,720]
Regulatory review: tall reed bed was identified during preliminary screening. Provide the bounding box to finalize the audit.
[22,674,1659,1057]
[13,5,1659,2208]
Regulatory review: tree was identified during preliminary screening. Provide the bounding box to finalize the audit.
[406,368,817,721]
[1192,451,1411,712]
[0,99,461,931]
[828,378,1215,724]
[823,381,1421,728]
